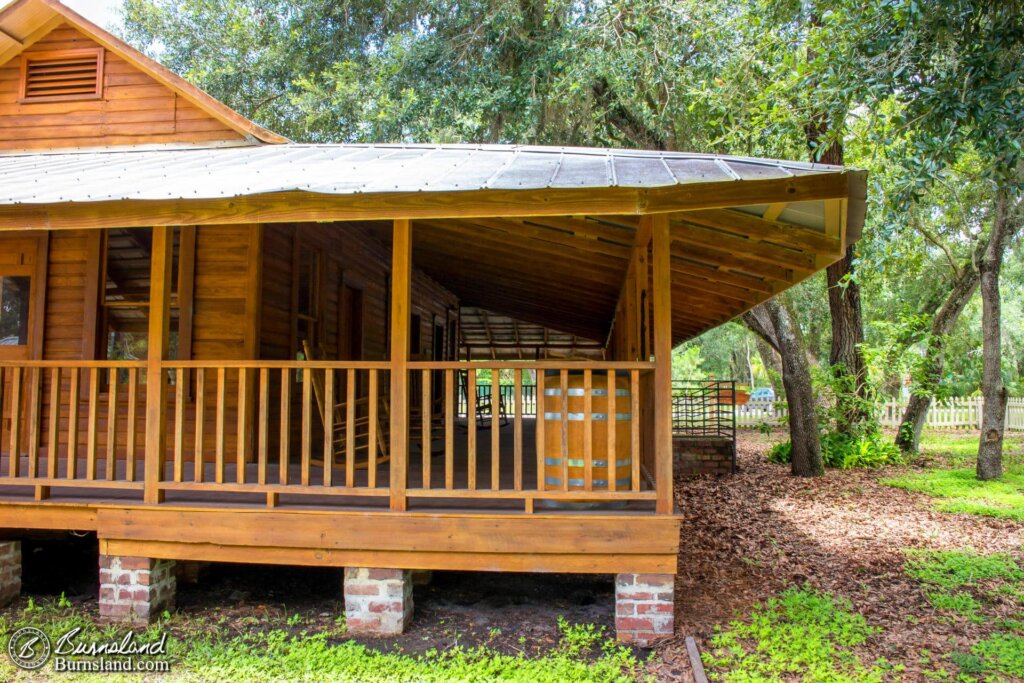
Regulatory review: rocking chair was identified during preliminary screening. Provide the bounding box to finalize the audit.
[303,341,390,469]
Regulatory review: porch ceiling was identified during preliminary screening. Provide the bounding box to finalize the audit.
[387,202,851,346]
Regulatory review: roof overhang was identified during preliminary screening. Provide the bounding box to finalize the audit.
[0,143,866,345]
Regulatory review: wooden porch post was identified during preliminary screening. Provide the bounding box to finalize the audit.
[144,226,173,504]
[389,219,412,511]
[648,214,673,514]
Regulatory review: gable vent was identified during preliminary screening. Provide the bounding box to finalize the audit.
[19,49,104,102]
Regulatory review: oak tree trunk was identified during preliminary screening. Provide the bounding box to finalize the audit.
[896,258,981,452]
[754,298,823,476]
[769,299,823,477]
[977,190,1014,480]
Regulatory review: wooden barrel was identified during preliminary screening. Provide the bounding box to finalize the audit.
[542,372,631,502]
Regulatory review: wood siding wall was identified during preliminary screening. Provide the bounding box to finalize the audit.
[0,24,244,150]
[259,222,458,363]
[0,225,260,461]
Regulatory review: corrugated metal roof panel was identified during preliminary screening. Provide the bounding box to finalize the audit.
[0,143,849,206]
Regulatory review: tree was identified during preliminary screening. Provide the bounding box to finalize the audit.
[743,299,824,476]
[977,190,1021,478]
[827,0,1024,475]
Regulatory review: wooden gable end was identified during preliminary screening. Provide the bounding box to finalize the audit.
[0,24,245,150]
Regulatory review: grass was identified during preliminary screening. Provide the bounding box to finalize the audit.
[917,433,1024,469]
[882,468,1024,520]
[903,550,1024,681]
[703,587,886,682]
[952,632,1024,681]
[0,600,645,682]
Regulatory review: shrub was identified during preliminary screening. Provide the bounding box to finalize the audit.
[766,431,904,469]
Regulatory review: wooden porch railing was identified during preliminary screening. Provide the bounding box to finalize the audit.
[0,359,664,513]
[407,361,656,512]
[0,361,147,499]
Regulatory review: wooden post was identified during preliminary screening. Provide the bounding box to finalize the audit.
[648,214,674,514]
[144,226,172,504]
[389,219,412,511]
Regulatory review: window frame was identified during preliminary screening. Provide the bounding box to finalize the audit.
[0,235,47,362]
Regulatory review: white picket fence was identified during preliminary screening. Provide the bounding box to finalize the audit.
[736,397,1024,431]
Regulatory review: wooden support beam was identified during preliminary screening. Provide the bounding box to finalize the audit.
[0,172,856,231]
[648,214,673,515]
[676,208,840,255]
[389,219,412,512]
[761,203,786,222]
[143,226,172,504]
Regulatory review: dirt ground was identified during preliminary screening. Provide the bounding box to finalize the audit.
[653,430,1024,681]
[8,429,1023,680]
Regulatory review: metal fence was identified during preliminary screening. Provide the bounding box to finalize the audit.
[671,380,737,440]
[456,382,538,418]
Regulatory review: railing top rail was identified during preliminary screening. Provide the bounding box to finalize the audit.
[408,361,655,370]
[162,360,392,370]
[0,360,147,369]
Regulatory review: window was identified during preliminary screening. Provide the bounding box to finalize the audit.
[100,228,185,367]
[0,276,30,347]
[410,313,421,356]
[296,247,322,352]
[19,49,104,103]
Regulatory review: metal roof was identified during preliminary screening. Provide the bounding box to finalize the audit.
[0,143,847,206]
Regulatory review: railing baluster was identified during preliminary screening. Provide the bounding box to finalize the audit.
[513,369,522,491]
[27,368,41,479]
[346,369,355,488]
[0,368,5,473]
[444,369,454,490]
[535,370,545,493]
[105,369,118,481]
[86,367,99,480]
[44,367,60,492]
[8,366,21,478]
[368,369,378,489]
[560,369,569,492]
[467,369,476,490]
[491,372,500,490]
[607,369,616,493]
[631,369,641,492]
[66,368,79,480]
[174,368,185,482]
[237,368,249,485]
[300,367,311,486]
[258,368,269,485]
[126,368,137,482]
[323,368,333,487]
[584,369,593,492]
[194,368,206,483]
[422,369,431,489]
[279,368,290,486]
[215,367,226,484]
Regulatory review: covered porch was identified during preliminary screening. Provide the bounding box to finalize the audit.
[0,143,864,643]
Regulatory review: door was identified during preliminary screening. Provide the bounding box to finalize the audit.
[0,235,47,454]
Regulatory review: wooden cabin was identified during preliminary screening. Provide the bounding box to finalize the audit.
[0,0,865,643]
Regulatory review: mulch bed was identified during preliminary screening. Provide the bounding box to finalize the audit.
[650,430,1024,681]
